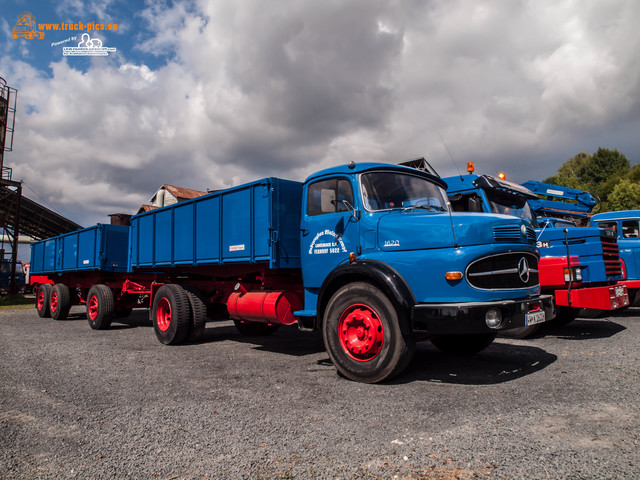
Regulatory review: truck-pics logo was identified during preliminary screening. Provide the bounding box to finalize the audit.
[309,230,347,255]
[12,12,44,40]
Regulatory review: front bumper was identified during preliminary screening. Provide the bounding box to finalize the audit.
[411,294,555,334]
[553,283,628,310]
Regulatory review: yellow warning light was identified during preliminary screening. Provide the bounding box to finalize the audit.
[498,172,506,180]
[466,162,475,174]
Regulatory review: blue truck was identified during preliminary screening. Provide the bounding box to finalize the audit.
[591,210,640,306]
[443,169,627,336]
[30,162,554,383]
[0,259,26,294]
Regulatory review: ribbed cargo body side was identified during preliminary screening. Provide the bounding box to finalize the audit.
[129,178,302,271]
[29,224,130,275]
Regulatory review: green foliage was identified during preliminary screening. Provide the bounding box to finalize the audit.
[544,148,636,212]
[607,179,640,211]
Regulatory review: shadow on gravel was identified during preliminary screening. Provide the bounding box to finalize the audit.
[530,319,626,341]
[394,341,557,385]
[229,325,326,356]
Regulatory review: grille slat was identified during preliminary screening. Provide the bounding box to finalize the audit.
[601,235,622,276]
[493,225,536,245]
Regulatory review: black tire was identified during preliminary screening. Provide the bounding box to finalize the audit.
[151,284,191,345]
[183,285,208,341]
[431,333,497,355]
[86,284,115,330]
[233,320,280,336]
[36,284,52,318]
[553,306,581,325]
[498,325,539,339]
[50,283,71,320]
[322,282,415,384]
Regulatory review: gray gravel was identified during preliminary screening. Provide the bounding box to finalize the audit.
[1,305,639,479]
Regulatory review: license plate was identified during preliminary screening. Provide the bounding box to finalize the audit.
[525,311,546,326]
[615,286,625,298]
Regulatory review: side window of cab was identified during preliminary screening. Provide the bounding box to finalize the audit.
[598,221,619,237]
[307,178,354,216]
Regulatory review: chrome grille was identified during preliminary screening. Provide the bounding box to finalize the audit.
[467,252,540,290]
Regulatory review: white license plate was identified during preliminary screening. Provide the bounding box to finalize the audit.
[525,311,546,326]
[615,286,625,298]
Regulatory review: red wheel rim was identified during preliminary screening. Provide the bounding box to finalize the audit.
[37,290,45,310]
[156,297,171,332]
[88,295,99,320]
[50,291,58,313]
[338,304,384,362]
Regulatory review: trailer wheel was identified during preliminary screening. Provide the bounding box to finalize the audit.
[431,333,496,355]
[36,284,52,318]
[50,284,71,320]
[498,325,539,339]
[183,285,208,341]
[87,284,115,330]
[322,282,415,383]
[152,284,191,345]
[233,320,280,336]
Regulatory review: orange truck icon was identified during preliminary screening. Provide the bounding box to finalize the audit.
[12,12,44,40]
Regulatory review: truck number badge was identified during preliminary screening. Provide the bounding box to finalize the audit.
[384,240,400,247]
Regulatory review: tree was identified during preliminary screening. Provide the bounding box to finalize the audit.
[607,179,640,211]
[544,148,633,212]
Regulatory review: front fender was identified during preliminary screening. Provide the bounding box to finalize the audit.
[317,259,416,324]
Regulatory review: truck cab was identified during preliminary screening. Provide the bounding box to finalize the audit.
[0,259,26,295]
[591,210,640,305]
[445,173,627,332]
[297,163,554,379]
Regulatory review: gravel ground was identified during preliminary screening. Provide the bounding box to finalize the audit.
[1,305,639,480]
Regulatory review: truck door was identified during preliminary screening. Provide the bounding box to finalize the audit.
[301,176,359,288]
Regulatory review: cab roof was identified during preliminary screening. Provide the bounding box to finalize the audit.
[305,162,447,190]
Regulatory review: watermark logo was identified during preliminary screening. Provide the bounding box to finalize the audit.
[63,33,116,56]
[12,11,44,40]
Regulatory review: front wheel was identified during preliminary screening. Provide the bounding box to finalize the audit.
[86,285,115,330]
[322,282,415,384]
[431,333,496,355]
[50,284,71,320]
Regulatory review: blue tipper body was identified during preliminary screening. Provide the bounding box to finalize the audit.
[30,224,130,275]
[129,178,302,270]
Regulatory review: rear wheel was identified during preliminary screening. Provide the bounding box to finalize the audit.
[151,284,191,345]
[50,284,71,320]
[431,333,496,355]
[86,285,115,330]
[322,282,415,383]
[36,284,52,318]
[553,306,581,325]
[183,285,208,341]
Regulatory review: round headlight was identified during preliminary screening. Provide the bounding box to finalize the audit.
[485,308,503,329]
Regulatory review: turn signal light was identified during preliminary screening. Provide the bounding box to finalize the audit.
[445,271,463,280]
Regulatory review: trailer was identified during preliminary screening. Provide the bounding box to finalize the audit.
[31,162,554,383]
[444,170,627,336]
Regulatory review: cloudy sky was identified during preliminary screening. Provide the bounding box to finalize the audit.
[2,0,639,231]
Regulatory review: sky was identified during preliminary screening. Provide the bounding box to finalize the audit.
[2,0,640,238]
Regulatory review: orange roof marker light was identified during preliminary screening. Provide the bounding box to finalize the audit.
[466,162,475,174]
[498,172,506,180]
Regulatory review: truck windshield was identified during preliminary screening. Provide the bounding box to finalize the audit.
[484,189,537,224]
[0,263,23,274]
[360,172,449,212]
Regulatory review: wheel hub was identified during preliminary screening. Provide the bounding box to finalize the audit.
[339,305,384,362]
[88,296,99,320]
[156,297,172,332]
